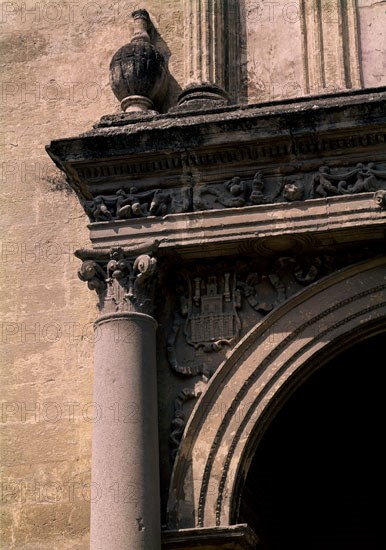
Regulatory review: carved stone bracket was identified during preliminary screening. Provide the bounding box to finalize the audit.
[77,246,158,315]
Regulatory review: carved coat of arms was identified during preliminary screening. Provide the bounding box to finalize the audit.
[184,274,241,352]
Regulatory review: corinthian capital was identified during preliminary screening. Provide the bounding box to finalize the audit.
[76,246,158,315]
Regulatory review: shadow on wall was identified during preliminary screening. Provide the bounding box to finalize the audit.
[149,18,182,112]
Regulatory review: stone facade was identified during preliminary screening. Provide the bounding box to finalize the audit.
[2,1,386,549]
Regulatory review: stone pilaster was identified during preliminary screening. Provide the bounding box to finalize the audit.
[183,0,226,89]
[180,0,240,106]
[78,247,160,550]
[300,0,362,94]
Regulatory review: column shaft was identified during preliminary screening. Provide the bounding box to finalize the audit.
[183,0,225,88]
[90,312,160,550]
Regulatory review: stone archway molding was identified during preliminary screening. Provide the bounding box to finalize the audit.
[167,255,386,529]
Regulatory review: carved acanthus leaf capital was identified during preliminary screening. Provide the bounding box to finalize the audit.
[77,246,158,315]
[78,260,107,295]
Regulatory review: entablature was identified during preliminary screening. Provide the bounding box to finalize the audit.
[87,193,386,260]
[46,88,386,208]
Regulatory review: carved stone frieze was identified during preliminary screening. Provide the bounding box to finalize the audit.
[311,163,386,198]
[77,246,158,315]
[82,162,386,222]
[193,162,386,212]
[194,171,277,210]
[84,186,192,222]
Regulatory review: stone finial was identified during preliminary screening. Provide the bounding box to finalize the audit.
[109,9,168,114]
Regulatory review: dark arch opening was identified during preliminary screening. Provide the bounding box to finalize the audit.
[238,332,383,549]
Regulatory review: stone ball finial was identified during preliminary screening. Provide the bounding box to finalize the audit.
[109,9,168,114]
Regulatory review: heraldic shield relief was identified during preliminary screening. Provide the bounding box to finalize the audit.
[184,273,242,352]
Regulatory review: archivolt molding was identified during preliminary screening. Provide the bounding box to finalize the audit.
[167,255,386,529]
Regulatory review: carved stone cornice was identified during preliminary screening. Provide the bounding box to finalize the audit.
[77,246,157,315]
[45,88,386,203]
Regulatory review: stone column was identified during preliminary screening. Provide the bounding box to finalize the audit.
[183,0,226,89]
[78,248,160,550]
[179,0,238,107]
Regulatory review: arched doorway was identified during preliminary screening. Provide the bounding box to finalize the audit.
[238,332,383,549]
[167,256,386,531]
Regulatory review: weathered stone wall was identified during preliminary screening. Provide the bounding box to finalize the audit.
[358,0,386,88]
[1,1,183,548]
[244,0,386,102]
[1,1,385,548]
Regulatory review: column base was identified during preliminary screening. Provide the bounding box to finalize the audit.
[172,83,230,112]
[162,524,259,549]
